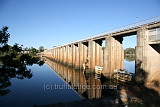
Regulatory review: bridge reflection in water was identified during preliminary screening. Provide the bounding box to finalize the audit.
[45,58,119,99]
[45,57,160,106]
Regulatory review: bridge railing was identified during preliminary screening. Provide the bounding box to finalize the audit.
[88,16,160,39]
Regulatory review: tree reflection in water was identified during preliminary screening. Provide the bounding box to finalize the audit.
[124,54,135,62]
[0,26,44,96]
[0,55,44,96]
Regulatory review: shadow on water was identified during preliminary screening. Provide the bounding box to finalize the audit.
[43,57,160,107]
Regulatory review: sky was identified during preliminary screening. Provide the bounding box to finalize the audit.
[0,0,160,49]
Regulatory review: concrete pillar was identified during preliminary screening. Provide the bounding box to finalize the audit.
[57,48,60,62]
[55,48,57,60]
[52,49,53,58]
[136,27,148,82]
[65,46,68,64]
[88,40,96,71]
[136,26,160,82]
[54,49,56,60]
[75,44,79,68]
[64,46,66,64]
[59,47,62,62]
[95,40,103,66]
[103,37,110,74]
[56,48,58,60]
[70,45,73,66]
[56,48,58,61]
[51,49,52,58]
[61,47,64,63]
[83,42,88,63]
[103,36,124,75]
[55,49,57,60]
[61,47,63,62]
[59,47,62,63]
[53,49,55,60]
[68,45,72,66]
[72,44,76,67]
[79,42,84,69]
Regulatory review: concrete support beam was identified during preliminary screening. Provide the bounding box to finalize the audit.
[53,49,55,60]
[83,43,88,62]
[103,36,124,75]
[79,42,84,69]
[61,47,63,62]
[66,46,69,65]
[70,45,73,66]
[61,47,64,62]
[59,48,61,62]
[56,48,58,61]
[55,48,57,60]
[88,40,96,71]
[72,44,76,67]
[75,44,80,68]
[136,26,160,82]
[95,40,103,66]
[68,45,72,66]
[58,48,60,62]
[64,47,66,63]
[62,47,65,64]
[136,27,149,82]
[59,47,62,62]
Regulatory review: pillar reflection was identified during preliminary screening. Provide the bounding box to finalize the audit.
[46,58,104,99]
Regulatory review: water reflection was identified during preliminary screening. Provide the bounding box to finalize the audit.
[0,52,44,96]
[124,55,135,73]
[0,66,32,96]
[46,58,118,99]
[46,58,160,106]
[124,54,135,62]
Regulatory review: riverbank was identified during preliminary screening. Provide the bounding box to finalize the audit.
[35,97,122,107]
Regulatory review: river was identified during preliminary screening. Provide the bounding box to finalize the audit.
[0,58,135,107]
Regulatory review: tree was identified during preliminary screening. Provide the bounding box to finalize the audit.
[124,48,135,54]
[0,26,44,96]
[24,47,28,51]
[30,46,38,55]
[0,26,10,45]
[39,46,44,52]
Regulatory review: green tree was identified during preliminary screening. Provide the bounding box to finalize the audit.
[30,46,38,55]
[0,26,10,45]
[39,46,44,52]
[124,48,135,54]
[24,47,28,51]
[0,26,44,96]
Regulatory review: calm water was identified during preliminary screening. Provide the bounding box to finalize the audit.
[124,59,135,73]
[0,59,135,107]
[0,64,82,107]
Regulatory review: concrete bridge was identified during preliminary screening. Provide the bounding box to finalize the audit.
[43,16,160,82]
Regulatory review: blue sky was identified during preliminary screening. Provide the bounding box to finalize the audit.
[0,0,160,49]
